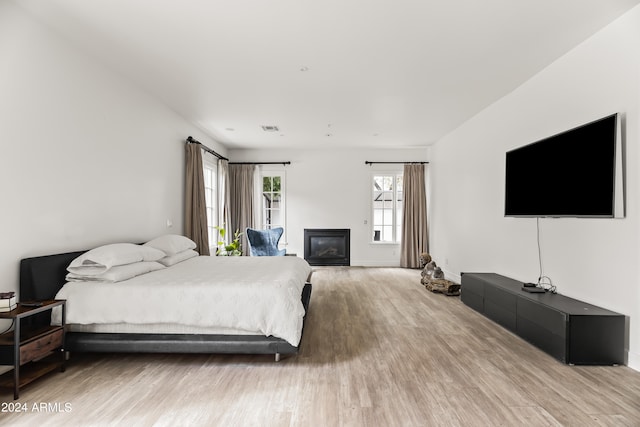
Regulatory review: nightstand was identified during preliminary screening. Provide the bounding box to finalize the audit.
[0,300,66,399]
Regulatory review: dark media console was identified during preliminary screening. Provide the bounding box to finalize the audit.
[461,273,625,365]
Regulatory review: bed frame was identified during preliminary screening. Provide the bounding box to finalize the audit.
[19,250,312,362]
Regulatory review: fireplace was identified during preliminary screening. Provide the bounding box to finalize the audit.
[304,229,350,266]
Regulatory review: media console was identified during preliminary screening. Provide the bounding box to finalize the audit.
[460,273,625,365]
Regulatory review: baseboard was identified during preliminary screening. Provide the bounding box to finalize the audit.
[628,350,640,372]
[443,268,461,284]
[350,260,401,267]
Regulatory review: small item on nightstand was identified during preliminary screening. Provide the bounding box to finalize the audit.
[21,302,44,307]
[523,282,537,287]
[0,292,17,312]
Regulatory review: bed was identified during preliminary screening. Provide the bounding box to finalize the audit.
[19,239,313,362]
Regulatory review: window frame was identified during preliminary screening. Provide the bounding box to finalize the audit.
[370,171,403,244]
[259,168,287,245]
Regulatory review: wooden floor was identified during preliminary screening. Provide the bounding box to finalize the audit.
[2,267,640,426]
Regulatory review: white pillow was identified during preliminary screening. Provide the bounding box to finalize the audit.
[158,249,199,267]
[67,243,165,276]
[66,261,165,283]
[144,234,197,256]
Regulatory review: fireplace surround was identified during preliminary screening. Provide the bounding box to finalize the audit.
[304,229,350,266]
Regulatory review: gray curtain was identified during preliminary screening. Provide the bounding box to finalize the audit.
[400,163,428,268]
[185,143,210,256]
[229,164,255,255]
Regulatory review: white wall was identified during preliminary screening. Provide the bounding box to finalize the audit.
[0,2,225,300]
[229,147,429,266]
[430,5,640,370]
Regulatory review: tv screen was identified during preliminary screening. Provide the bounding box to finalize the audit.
[505,114,619,218]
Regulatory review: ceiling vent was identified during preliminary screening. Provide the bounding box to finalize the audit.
[261,125,280,132]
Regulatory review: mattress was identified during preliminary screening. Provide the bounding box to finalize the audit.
[53,255,312,346]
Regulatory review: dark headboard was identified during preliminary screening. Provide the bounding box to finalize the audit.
[20,250,86,301]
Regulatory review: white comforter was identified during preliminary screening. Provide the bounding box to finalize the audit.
[52,256,312,346]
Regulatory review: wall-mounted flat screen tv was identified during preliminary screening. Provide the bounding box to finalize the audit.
[505,113,622,218]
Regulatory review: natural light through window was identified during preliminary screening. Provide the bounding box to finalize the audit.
[261,172,285,231]
[372,173,403,243]
[203,160,217,250]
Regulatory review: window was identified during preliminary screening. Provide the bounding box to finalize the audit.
[261,172,285,232]
[203,159,217,251]
[372,173,403,242]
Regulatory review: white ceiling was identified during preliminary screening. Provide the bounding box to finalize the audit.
[13,0,640,150]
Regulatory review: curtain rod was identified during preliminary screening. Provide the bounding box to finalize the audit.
[186,136,229,161]
[229,162,291,166]
[365,161,429,165]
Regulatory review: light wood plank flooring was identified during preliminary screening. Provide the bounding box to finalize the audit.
[2,267,640,426]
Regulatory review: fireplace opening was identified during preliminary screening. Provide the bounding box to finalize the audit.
[304,229,350,266]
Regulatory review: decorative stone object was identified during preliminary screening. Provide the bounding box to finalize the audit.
[420,258,460,296]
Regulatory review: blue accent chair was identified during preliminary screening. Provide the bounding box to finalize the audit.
[246,227,286,256]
